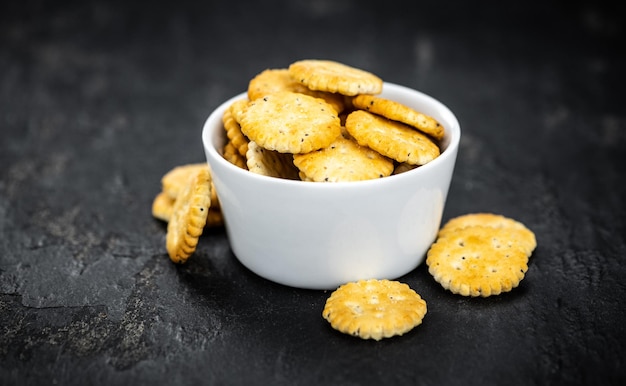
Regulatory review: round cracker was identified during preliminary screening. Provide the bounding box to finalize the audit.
[248,68,346,113]
[426,226,530,297]
[161,163,207,199]
[322,279,427,341]
[161,163,219,208]
[352,94,445,141]
[246,141,300,180]
[345,110,440,166]
[222,141,248,169]
[239,91,341,154]
[223,102,249,157]
[293,136,394,182]
[152,191,175,222]
[393,162,417,175]
[166,167,212,264]
[439,213,536,255]
[288,59,383,96]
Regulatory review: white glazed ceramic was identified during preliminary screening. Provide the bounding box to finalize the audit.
[202,83,460,290]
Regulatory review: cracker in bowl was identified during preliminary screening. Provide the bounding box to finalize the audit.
[239,90,342,154]
[288,59,383,96]
[352,94,445,141]
[293,136,394,182]
[345,110,440,166]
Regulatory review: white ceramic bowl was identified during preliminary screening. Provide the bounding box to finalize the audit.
[202,83,460,290]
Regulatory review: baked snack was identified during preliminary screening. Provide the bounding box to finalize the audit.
[239,91,341,154]
[151,192,175,222]
[322,279,427,340]
[166,167,212,263]
[223,141,248,169]
[223,100,250,157]
[345,110,440,165]
[160,163,219,208]
[248,68,346,113]
[246,141,300,179]
[352,94,445,140]
[293,136,394,182]
[288,59,383,96]
[426,213,536,297]
[438,213,537,255]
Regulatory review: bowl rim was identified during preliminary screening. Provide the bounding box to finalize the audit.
[201,82,460,190]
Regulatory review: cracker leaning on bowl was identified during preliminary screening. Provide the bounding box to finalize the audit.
[151,163,223,264]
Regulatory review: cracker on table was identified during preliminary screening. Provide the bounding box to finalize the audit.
[352,94,445,141]
[239,91,341,154]
[293,136,394,182]
[223,101,250,157]
[152,191,175,222]
[439,213,536,255]
[162,163,206,199]
[246,141,300,180]
[345,110,440,166]
[322,279,427,341]
[288,59,383,96]
[166,167,212,264]
[161,163,219,208]
[153,191,223,228]
[426,225,530,297]
[248,68,346,113]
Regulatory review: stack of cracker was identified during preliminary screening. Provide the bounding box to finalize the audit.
[221,59,445,182]
[426,213,537,297]
[151,163,223,263]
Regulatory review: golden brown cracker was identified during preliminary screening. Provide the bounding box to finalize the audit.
[239,91,341,154]
[166,167,212,264]
[426,225,530,297]
[161,163,208,200]
[223,141,248,169]
[345,110,440,166]
[352,94,445,141]
[322,279,427,341]
[293,136,394,182]
[161,163,219,208]
[392,162,417,175]
[152,192,175,222]
[248,68,309,100]
[223,102,249,157]
[288,59,383,96]
[246,141,300,180]
[439,213,536,255]
[248,68,346,113]
[229,98,249,124]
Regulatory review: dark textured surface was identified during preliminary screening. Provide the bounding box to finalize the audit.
[1,0,625,385]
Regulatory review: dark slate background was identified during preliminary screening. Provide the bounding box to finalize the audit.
[1,0,625,385]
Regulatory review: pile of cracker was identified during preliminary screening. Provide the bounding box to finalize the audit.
[321,213,536,341]
[152,59,448,264]
[150,59,537,342]
[152,163,223,264]
[221,59,445,182]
